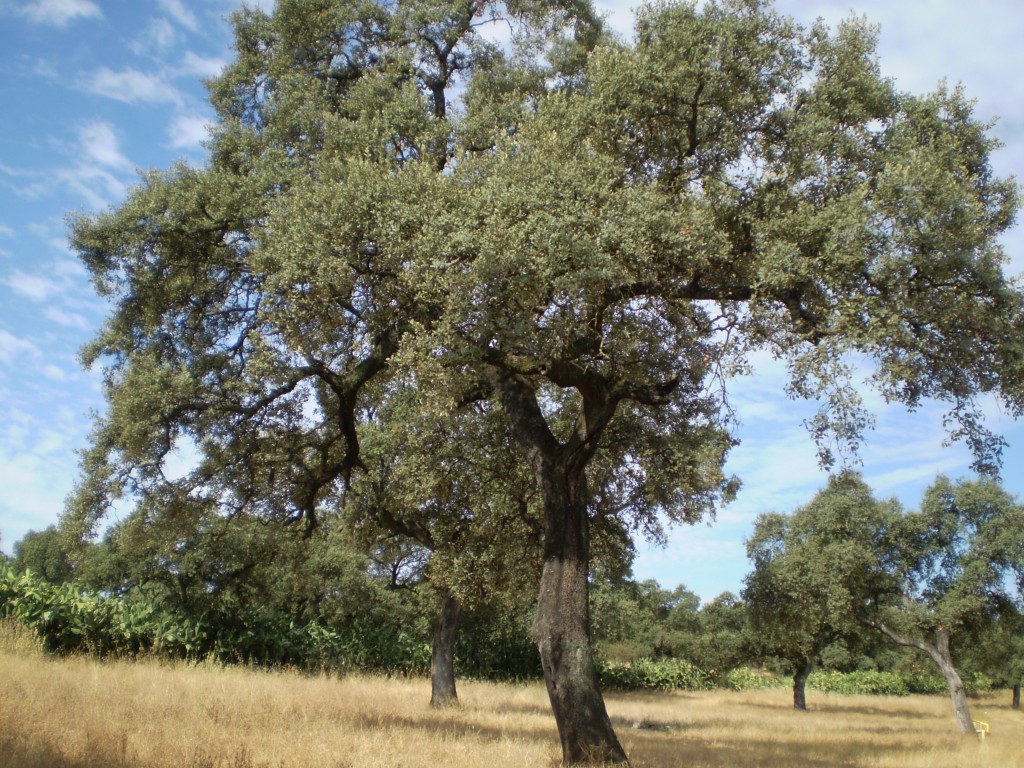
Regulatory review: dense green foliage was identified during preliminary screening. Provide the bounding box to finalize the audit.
[743,473,899,707]
[59,0,1024,759]
[11,527,74,585]
[742,473,1024,731]
[0,564,427,671]
[598,657,715,692]
[5,552,992,699]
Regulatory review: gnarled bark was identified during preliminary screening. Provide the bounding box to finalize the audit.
[430,587,462,708]
[490,368,629,765]
[533,466,628,764]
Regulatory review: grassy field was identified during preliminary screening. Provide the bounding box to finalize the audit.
[1,621,1020,768]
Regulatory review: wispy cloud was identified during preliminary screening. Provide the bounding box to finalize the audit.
[0,330,39,364]
[11,0,101,27]
[1,120,135,209]
[42,364,71,382]
[56,164,128,210]
[158,0,198,32]
[84,66,184,106]
[4,269,60,302]
[78,121,133,172]
[179,51,227,79]
[130,17,179,56]
[0,223,14,239]
[44,306,91,330]
[0,418,88,547]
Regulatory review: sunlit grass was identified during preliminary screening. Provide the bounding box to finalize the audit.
[1,623,1019,768]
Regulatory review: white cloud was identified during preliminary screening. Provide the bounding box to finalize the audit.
[85,67,183,106]
[239,0,275,11]
[0,223,14,238]
[42,364,70,382]
[0,124,133,209]
[78,121,133,172]
[44,306,91,330]
[179,51,227,79]
[56,165,127,210]
[13,0,101,27]
[4,269,59,302]
[131,17,178,55]
[0,436,80,549]
[0,330,38,364]
[168,114,211,149]
[159,0,198,32]
[52,256,87,278]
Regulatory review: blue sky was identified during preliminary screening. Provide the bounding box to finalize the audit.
[1,0,1022,603]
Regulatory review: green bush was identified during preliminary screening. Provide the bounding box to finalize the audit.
[0,566,430,674]
[808,670,909,696]
[599,657,714,692]
[722,667,786,691]
[900,670,948,695]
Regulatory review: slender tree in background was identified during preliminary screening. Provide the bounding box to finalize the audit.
[744,473,895,709]
[860,477,1024,735]
[345,385,542,707]
[66,0,1024,762]
[967,606,1024,710]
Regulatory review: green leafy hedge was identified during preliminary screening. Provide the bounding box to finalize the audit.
[722,667,786,691]
[598,658,715,691]
[808,670,910,696]
[1,566,997,697]
[0,566,429,673]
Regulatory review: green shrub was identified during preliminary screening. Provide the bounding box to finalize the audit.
[808,670,909,696]
[900,671,947,695]
[599,657,714,692]
[722,667,786,691]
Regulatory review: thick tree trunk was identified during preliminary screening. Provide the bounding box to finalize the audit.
[792,660,812,711]
[430,588,461,708]
[532,468,628,765]
[1013,682,1021,710]
[488,368,629,765]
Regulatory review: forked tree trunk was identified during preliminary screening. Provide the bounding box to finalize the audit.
[430,588,462,708]
[1013,682,1021,710]
[870,621,975,735]
[489,369,629,765]
[792,659,812,711]
[532,467,628,765]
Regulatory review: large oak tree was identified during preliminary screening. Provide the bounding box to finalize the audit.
[67,0,1023,762]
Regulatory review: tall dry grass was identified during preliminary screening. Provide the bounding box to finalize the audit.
[1,619,1020,768]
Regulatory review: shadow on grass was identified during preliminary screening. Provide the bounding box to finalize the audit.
[348,708,558,746]
[621,726,944,768]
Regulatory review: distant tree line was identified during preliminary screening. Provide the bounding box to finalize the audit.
[4,472,1022,721]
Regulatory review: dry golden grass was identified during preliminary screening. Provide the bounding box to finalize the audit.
[2,621,1020,768]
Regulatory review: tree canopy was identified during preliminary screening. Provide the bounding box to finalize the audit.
[744,473,894,709]
[862,476,1024,734]
[66,0,1023,762]
[745,473,1024,732]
